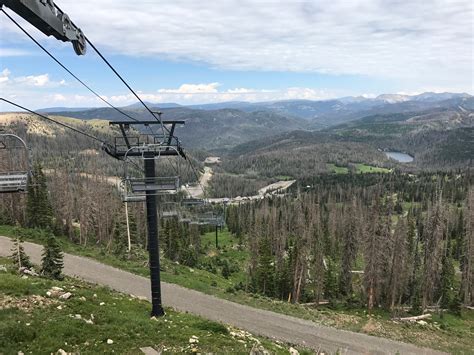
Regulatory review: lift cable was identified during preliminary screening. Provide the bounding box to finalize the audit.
[1,8,145,125]
[2,8,171,150]
[2,7,186,165]
[84,38,168,134]
[1,98,107,145]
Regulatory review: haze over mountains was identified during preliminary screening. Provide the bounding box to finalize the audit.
[32,92,473,152]
[39,91,472,124]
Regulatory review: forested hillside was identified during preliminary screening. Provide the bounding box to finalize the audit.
[226,172,473,312]
[0,113,201,244]
[51,107,309,151]
[1,100,473,353]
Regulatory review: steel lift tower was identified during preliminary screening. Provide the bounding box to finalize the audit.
[109,120,185,317]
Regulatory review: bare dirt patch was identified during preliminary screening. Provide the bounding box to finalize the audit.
[1,295,59,312]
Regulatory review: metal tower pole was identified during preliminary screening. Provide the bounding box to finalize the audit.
[144,153,165,317]
[215,225,219,249]
[124,201,131,253]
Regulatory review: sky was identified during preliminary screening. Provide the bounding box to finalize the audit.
[0,0,473,110]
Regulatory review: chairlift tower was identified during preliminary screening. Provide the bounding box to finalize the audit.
[109,120,185,317]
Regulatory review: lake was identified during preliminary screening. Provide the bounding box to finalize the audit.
[385,151,414,163]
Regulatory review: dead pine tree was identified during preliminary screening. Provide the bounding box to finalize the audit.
[387,218,408,312]
[363,199,388,314]
[461,186,474,306]
[339,199,359,298]
[422,198,446,310]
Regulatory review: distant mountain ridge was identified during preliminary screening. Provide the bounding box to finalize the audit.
[22,92,472,152]
[36,92,471,118]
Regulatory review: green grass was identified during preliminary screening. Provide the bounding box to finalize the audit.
[326,163,391,175]
[0,258,303,354]
[355,164,391,174]
[2,225,473,353]
[275,175,294,181]
[327,164,349,174]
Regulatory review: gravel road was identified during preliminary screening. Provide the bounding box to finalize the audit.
[0,236,445,354]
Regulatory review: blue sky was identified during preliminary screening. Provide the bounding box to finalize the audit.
[1,0,472,109]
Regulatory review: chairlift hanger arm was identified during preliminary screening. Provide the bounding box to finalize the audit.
[1,0,86,55]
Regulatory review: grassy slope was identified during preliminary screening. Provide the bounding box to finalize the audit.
[0,258,302,355]
[1,226,473,353]
[354,164,391,174]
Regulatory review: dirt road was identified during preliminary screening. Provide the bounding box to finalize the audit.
[0,236,444,354]
[186,166,213,198]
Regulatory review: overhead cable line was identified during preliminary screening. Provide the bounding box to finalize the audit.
[84,39,166,127]
[1,8,144,125]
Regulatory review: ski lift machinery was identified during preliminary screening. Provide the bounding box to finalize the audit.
[0,0,87,55]
[0,132,31,194]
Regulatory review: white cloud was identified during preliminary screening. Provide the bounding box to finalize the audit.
[18,74,50,87]
[38,0,472,92]
[158,82,220,94]
[81,84,340,107]
[0,48,31,57]
[0,69,70,109]
[0,70,66,89]
[0,68,10,83]
[52,94,66,102]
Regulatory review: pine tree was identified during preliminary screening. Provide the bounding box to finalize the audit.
[406,215,418,301]
[112,217,128,259]
[363,200,388,313]
[222,260,231,279]
[422,199,445,309]
[26,163,53,229]
[461,187,473,306]
[449,292,462,316]
[324,257,339,301]
[10,237,33,270]
[387,218,408,311]
[256,236,275,297]
[440,248,455,309]
[41,234,64,280]
[339,202,358,297]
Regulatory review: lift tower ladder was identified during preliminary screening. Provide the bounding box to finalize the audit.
[109,120,185,317]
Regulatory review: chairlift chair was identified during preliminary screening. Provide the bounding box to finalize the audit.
[117,146,181,203]
[160,202,179,218]
[182,198,206,207]
[0,133,30,194]
[180,199,225,227]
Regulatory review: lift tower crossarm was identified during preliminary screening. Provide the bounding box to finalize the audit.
[109,121,186,159]
[109,120,185,125]
[1,0,86,55]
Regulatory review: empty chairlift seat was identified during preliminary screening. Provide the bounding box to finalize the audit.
[0,133,30,194]
[0,171,28,193]
[161,202,179,218]
[129,177,180,193]
[119,176,180,203]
